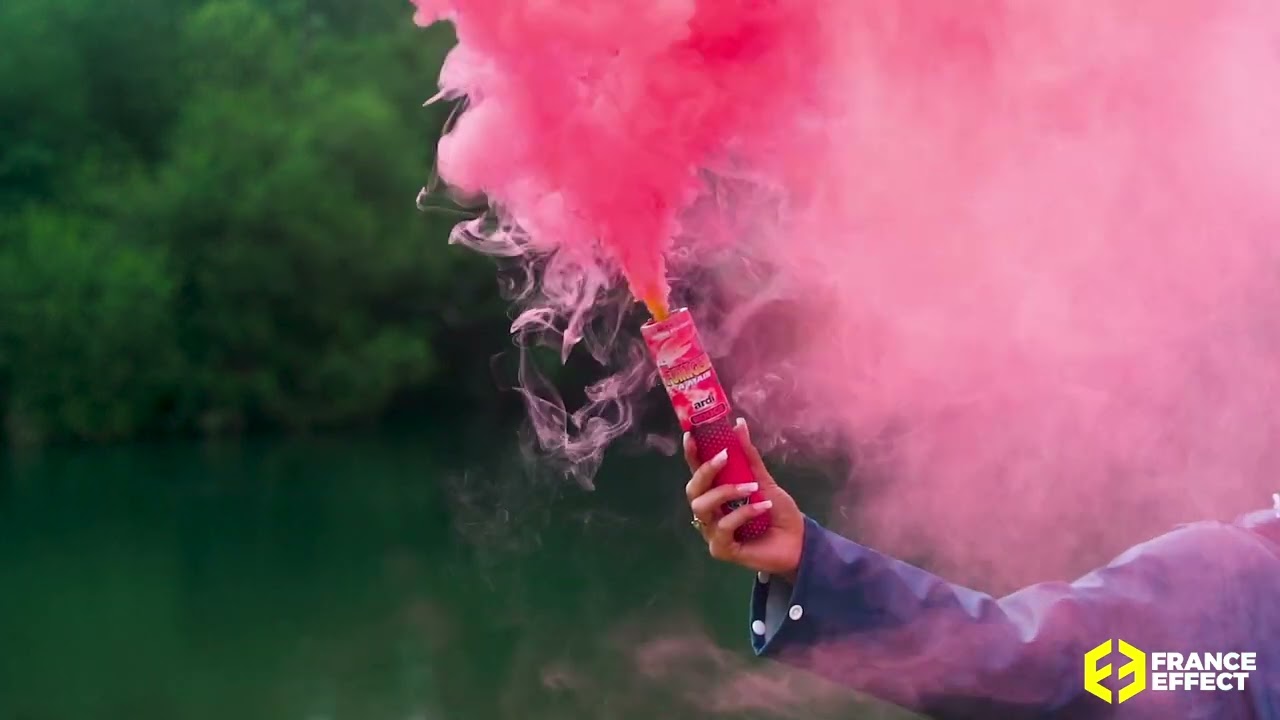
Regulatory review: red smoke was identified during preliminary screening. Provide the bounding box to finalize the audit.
[414,0,834,308]
[417,0,1280,584]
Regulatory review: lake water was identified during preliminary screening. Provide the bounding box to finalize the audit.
[0,426,911,720]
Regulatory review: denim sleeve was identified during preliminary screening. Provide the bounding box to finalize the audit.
[748,513,1280,720]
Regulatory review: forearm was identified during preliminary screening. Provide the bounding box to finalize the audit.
[737,496,1279,720]
[750,518,1097,716]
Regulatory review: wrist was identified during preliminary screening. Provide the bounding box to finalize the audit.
[781,521,805,584]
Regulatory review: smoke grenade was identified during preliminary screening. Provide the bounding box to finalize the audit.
[642,308,771,542]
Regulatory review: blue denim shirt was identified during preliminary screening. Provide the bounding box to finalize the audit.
[749,507,1280,719]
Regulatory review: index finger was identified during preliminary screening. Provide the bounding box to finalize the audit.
[685,449,727,502]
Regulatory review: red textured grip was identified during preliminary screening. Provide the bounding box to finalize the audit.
[693,417,771,542]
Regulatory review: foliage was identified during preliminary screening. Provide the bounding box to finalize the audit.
[0,209,180,442]
[0,0,514,443]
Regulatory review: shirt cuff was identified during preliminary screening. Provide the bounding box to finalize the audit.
[748,515,828,656]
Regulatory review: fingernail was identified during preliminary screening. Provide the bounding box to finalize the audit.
[714,449,729,464]
[737,482,759,493]
[736,417,746,428]
[683,431,691,445]
[756,500,773,510]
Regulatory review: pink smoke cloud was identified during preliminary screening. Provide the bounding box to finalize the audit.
[417,0,1280,589]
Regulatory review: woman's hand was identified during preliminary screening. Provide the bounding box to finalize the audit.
[684,418,805,581]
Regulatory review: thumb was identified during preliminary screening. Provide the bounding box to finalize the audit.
[734,418,777,487]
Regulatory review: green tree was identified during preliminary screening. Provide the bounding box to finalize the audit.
[0,209,181,443]
[0,0,511,444]
[124,0,460,432]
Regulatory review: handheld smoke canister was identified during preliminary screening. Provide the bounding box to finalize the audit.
[642,308,772,542]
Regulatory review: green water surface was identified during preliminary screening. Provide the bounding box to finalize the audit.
[0,427,907,720]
